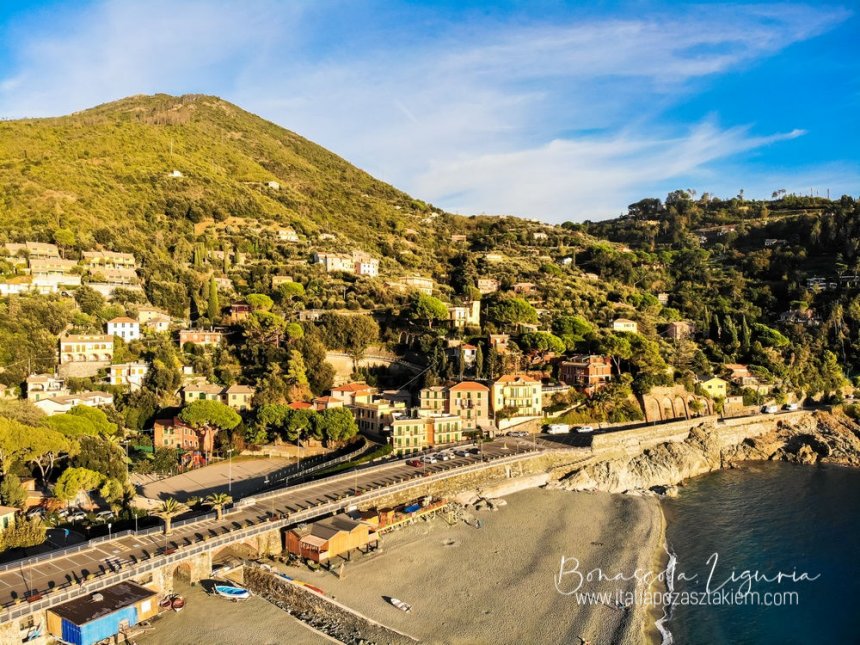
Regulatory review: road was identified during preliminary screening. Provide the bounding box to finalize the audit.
[0,440,545,610]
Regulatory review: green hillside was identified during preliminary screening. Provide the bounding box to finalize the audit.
[0,93,443,253]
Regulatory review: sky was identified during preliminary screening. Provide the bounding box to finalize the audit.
[0,1,857,222]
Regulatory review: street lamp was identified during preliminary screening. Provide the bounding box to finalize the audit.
[227,448,234,494]
[107,522,112,540]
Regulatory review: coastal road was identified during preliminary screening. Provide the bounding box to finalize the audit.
[0,441,547,609]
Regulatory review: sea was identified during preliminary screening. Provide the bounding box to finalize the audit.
[659,461,860,645]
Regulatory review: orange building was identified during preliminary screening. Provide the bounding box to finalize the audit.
[559,354,613,395]
[286,514,379,564]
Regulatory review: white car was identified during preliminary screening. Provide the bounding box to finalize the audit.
[454,449,471,458]
[68,512,87,522]
[421,455,437,464]
[783,403,799,411]
[575,425,595,433]
[762,405,779,414]
[546,424,570,435]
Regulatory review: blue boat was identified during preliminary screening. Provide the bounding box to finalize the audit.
[214,585,251,600]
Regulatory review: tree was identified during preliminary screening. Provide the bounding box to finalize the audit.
[207,277,220,322]
[313,407,358,444]
[178,400,241,459]
[74,286,105,316]
[484,294,538,327]
[597,333,633,376]
[285,350,311,401]
[153,497,185,535]
[0,518,47,551]
[519,331,565,354]
[68,405,117,435]
[246,293,274,312]
[152,447,179,475]
[54,467,103,505]
[72,435,127,482]
[475,344,484,379]
[206,492,232,521]
[0,474,26,508]
[407,293,448,328]
[26,426,76,483]
[0,418,35,476]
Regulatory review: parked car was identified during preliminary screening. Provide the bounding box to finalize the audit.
[783,403,799,411]
[56,508,70,518]
[546,424,570,435]
[421,455,437,464]
[436,452,453,461]
[575,425,595,433]
[507,430,529,437]
[68,511,87,522]
[762,405,779,414]
[96,510,114,520]
[406,459,422,467]
[26,507,45,519]
[454,449,471,457]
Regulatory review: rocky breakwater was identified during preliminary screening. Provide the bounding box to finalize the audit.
[551,411,860,494]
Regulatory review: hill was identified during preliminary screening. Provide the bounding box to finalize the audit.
[0,93,457,257]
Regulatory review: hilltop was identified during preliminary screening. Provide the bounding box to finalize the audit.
[0,93,458,257]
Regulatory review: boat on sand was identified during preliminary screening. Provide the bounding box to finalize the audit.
[214,584,251,600]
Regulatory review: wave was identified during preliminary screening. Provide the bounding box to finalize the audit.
[654,539,676,645]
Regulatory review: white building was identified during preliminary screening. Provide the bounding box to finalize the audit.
[355,257,380,277]
[108,362,150,390]
[33,391,114,416]
[26,374,69,402]
[106,316,140,342]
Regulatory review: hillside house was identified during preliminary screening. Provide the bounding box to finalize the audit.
[179,330,223,347]
[59,334,114,374]
[665,321,695,341]
[108,362,149,390]
[447,300,481,329]
[4,242,60,259]
[330,382,377,407]
[26,374,69,402]
[312,252,355,273]
[106,317,140,342]
[559,355,613,395]
[82,250,137,270]
[34,391,114,416]
[353,400,407,436]
[612,318,638,333]
[227,303,251,323]
[448,381,491,431]
[153,416,217,458]
[277,228,299,242]
[697,375,728,400]
[492,374,542,418]
[477,278,499,294]
[395,275,434,295]
[488,334,510,353]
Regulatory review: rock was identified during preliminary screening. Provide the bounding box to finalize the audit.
[556,411,860,493]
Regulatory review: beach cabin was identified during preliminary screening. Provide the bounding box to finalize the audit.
[46,582,158,645]
[286,514,379,564]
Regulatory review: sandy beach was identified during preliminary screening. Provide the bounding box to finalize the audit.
[136,579,331,645]
[279,487,665,645]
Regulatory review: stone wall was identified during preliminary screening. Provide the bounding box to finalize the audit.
[243,565,417,644]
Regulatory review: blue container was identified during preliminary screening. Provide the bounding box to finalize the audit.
[404,504,420,513]
[61,606,139,645]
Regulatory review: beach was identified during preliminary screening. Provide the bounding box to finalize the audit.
[279,487,665,644]
[136,578,332,645]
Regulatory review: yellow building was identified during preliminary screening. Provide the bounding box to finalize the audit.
[492,374,542,418]
[0,506,16,532]
[698,375,728,400]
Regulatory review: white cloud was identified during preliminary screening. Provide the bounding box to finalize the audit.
[0,2,852,220]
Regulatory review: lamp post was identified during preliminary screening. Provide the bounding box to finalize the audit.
[227,448,234,494]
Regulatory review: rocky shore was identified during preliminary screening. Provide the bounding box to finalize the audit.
[552,411,860,494]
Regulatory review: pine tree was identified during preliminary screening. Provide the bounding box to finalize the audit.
[207,277,219,323]
[475,345,484,378]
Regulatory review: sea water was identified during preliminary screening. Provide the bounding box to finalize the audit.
[661,462,860,644]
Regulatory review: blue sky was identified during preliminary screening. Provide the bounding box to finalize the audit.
[0,1,857,222]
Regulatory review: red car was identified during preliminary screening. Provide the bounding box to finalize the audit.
[406,459,422,467]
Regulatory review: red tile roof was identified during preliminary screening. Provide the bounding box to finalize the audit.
[449,381,490,392]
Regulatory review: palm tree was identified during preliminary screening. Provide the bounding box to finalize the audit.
[153,498,185,535]
[206,492,232,521]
